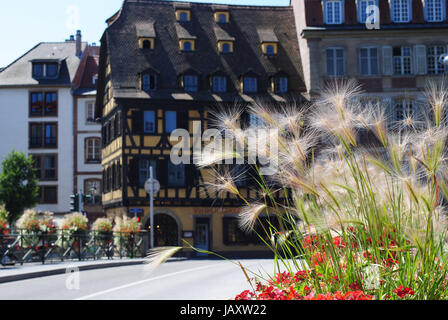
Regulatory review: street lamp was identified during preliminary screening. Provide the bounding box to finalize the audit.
[145,167,160,249]
[440,54,448,67]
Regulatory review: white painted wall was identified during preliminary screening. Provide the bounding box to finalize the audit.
[75,96,102,208]
[0,87,74,214]
[76,97,101,175]
[0,89,28,163]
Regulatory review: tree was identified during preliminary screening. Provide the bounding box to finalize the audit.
[0,150,39,225]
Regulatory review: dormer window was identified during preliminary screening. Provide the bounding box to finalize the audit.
[323,0,344,24]
[425,0,446,22]
[272,76,289,94]
[218,41,233,54]
[139,38,155,49]
[176,10,191,22]
[215,11,230,23]
[32,63,43,78]
[212,75,227,93]
[242,76,258,94]
[180,40,195,52]
[183,75,199,92]
[142,74,157,92]
[32,62,59,79]
[262,43,278,55]
[391,0,411,23]
[46,64,58,77]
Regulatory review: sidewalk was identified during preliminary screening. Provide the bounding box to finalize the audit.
[0,258,149,284]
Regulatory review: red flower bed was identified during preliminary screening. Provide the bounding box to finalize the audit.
[235,228,422,301]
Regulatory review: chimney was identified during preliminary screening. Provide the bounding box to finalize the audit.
[76,30,82,57]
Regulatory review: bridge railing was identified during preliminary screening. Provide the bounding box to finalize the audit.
[0,229,149,266]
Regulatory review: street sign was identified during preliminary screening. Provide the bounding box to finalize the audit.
[145,178,160,195]
[130,208,144,214]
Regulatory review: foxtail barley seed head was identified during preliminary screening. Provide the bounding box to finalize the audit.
[238,203,268,233]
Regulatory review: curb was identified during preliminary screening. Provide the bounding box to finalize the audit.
[0,259,147,284]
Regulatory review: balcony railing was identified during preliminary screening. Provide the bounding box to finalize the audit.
[0,229,149,266]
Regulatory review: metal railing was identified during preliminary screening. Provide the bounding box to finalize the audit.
[0,229,149,266]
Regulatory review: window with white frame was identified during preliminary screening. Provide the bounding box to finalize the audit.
[86,102,95,123]
[85,179,101,205]
[425,0,445,22]
[326,48,345,77]
[391,0,411,23]
[85,138,101,162]
[358,0,377,23]
[324,0,344,24]
[427,45,446,74]
[393,46,412,75]
[394,99,414,122]
[359,47,379,76]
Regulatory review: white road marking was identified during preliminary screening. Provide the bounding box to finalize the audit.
[74,263,221,300]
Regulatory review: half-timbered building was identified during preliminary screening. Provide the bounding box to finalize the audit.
[95,0,306,256]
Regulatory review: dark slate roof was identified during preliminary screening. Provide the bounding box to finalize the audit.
[0,42,86,87]
[136,22,156,38]
[214,26,235,41]
[257,29,279,43]
[99,0,305,103]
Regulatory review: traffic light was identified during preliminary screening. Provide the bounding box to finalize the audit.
[136,212,144,223]
[83,194,93,205]
[70,194,80,212]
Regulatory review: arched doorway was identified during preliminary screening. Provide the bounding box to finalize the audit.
[145,213,180,247]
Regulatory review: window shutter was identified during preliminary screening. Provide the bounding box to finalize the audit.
[382,46,393,75]
[131,110,143,134]
[157,158,168,187]
[413,45,427,75]
[415,98,427,127]
[178,110,189,131]
[128,158,139,187]
[383,97,394,128]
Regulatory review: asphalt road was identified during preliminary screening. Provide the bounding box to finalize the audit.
[0,259,277,300]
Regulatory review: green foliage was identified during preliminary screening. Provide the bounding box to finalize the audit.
[0,205,9,229]
[205,79,448,300]
[0,150,39,225]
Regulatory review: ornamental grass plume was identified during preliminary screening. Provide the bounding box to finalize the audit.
[198,79,448,300]
[424,78,448,127]
[238,203,268,233]
[143,246,182,277]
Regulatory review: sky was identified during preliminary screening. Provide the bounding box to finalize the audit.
[0,0,290,68]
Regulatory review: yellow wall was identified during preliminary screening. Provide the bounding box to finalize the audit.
[107,205,271,254]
